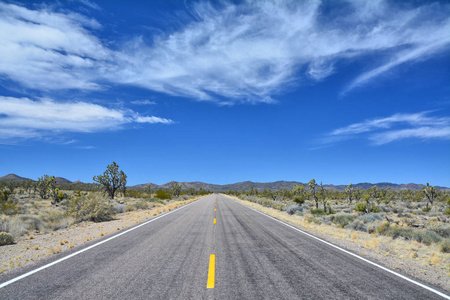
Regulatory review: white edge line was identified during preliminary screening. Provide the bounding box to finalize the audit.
[228,196,450,300]
[0,197,205,289]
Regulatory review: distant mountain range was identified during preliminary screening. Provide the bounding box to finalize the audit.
[133,180,449,192]
[1,174,448,191]
[0,174,72,184]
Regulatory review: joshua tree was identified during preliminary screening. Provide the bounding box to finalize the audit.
[93,162,127,200]
[423,182,436,209]
[320,181,327,212]
[308,179,319,209]
[37,175,56,200]
[171,182,182,198]
[345,183,354,204]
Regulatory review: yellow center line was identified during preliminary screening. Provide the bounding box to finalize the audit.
[214,208,216,211]
[213,218,216,224]
[207,254,215,288]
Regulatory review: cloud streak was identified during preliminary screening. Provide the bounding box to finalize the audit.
[0,97,173,141]
[325,111,450,146]
[0,1,449,103]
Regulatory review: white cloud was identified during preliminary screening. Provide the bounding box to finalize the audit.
[0,2,109,90]
[131,100,157,105]
[326,111,450,145]
[0,1,449,103]
[111,0,450,102]
[0,96,173,140]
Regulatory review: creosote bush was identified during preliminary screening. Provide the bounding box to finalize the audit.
[67,196,115,223]
[310,208,326,215]
[285,204,303,215]
[440,239,450,253]
[330,214,355,228]
[155,191,171,200]
[0,232,15,246]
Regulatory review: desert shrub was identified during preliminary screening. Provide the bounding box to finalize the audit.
[359,213,384,223]
[422,206,432,212]
[113,203,127,213]
[1,200,19,215]
[440,239,450,253]
[262,200,272,207]
[445,207,450,215]
[310,208,326,215]
[388,226,414,240]
[306,216,322,225]
[134,201,149,210]
[155,191,171,200]
[346,220,368,232]
[0,215,10,232]
[392,207,403,214]
[426,222,450,238]
[375,221,391,235]
[293,196,305,205]
[272,203,285,211]
[41,210,70,231]
[414,230,442,245]
[148,198,164,204]
[18,215,44,232]
[0,232,14,246]
[285,204,303,215]
[331,214,355,228]
[354,202,367,213]
[67,196,115,223]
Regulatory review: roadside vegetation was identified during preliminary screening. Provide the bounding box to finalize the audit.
[226,181,450,252]
[0,162,210,248]
[225,180,449,290]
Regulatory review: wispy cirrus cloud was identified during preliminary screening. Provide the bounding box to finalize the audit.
[0,2,110,91]
[0,97,173,141]
[131,100,157,105]
[324,111,450,146]
[0,1,449,103]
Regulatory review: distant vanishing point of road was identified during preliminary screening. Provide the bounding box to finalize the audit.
[0,194,448,299]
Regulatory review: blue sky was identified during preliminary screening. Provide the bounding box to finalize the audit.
[0,0,449,186]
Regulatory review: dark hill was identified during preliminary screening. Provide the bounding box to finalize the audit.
[0,174,32,182]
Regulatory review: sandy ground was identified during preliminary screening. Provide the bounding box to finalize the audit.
[231,195,449,293]
[0,198,200,275]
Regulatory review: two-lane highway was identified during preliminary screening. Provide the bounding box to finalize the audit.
[0,194,448,299]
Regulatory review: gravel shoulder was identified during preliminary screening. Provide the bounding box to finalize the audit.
[0,198,201,275]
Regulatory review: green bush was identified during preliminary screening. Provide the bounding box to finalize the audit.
[0,200,19,215]
[134,201,149,210]
[346,220,368,232]
[375,221,391,235]
[155,191,171,200]
[354,202,367,212]
[414,230,442,245]
[440,239,450,253]
[0,232,14,246]
[272,203,285,211]
[359,213,384,223]
[310,208,326,215]
[293,196,305,205]
[285,204,302,215]
[306,216,322,225]
[67,196,115,223]
[331,214,355,228]
[445,207,450,215]
[262,200,272,207]
[387,226,414,240]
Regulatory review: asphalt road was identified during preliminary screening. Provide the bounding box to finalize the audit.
[0,194,448,299]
